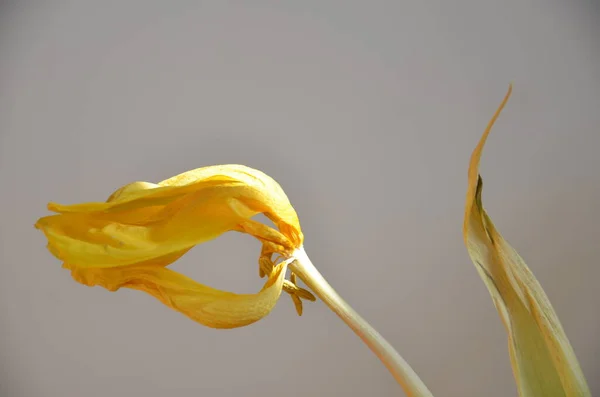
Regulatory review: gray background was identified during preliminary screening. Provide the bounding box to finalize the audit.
[1,1,599,396]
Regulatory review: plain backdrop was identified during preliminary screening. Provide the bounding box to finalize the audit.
[1,1,599,396]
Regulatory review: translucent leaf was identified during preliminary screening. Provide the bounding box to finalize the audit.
[463,85,591,397]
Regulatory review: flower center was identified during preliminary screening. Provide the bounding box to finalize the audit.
[260,253,315,316]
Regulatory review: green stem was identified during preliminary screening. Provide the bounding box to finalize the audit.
[290,246,434,397]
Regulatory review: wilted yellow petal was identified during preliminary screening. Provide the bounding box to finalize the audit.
[36,165,302,268]
[36,164,304,328]
[65,256,291,329]
[463,85,591,397]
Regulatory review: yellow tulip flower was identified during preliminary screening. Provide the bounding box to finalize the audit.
[35,164,315,329]
[35,165,433,396]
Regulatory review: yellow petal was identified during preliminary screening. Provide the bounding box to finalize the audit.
[65,255,290,329]
[463,85,591,397]
[36,165,302,268]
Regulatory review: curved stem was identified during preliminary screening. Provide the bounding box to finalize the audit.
[290,246,434,397]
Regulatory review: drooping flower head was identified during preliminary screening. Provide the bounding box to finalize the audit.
[35,165,315,329]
